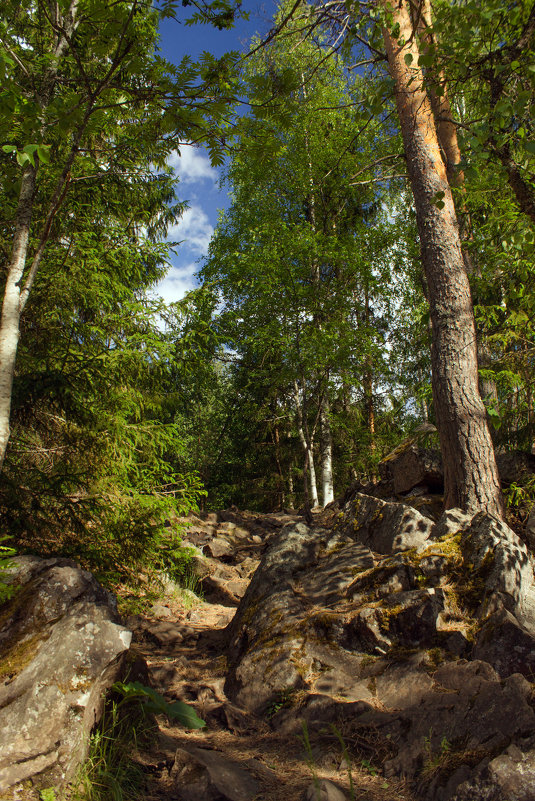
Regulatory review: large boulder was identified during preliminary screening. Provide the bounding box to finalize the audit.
[336,493,434,553]
[225,499,535,800]
[378,445,535,500]
[378,442,443,494]
[0,556,132,796]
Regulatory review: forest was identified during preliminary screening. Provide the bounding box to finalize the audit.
[1,0,535,598]
[3,3,535,801]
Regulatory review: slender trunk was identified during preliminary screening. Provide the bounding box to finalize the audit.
[307,444,319,508]
[294,381,319,507]
[272,424,285,509]
[0,165,37,469]
[363,284,376,453]
[288,464,295,510]
[320,394,334,506]
[382,0,503,517]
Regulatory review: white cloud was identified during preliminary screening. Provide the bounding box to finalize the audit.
[168,205,214,256]
[156,262,198,304]
[168,146,218,184]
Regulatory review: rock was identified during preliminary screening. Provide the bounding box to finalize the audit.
[384,588,448,645]
[384,661,535,788]
[460,513,535,626]
[172,746,260,801]
[151,602,172,618]
[337,493,434,554]
[378,442,444,494]
[451,746,535,801]
[472,607,535,680]
[374,662,434,710]
[205,537,233,558]
[495,450,535,486]
[304,778,348,801]
[431,508,475,541]
[220,501,535,800]
[146,620,184,647]
[0,556,131,795]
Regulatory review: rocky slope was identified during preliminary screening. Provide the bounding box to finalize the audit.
[3,462,535,801]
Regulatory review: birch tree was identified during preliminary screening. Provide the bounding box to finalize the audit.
[202,20,394,508]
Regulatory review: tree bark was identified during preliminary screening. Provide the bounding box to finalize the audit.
[0,165,37,470]
[381,0,504,516]
[294,381,319,507]
[320,394,334,506]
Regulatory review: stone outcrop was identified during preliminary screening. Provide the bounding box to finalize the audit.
[176,509,298,606]
[377,444,535,502]
[224,496,535,800]
[0,556,132,796]
[379,442,444,494]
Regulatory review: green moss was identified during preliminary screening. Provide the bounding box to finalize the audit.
[378,604,404,631]
[0,632,45,682]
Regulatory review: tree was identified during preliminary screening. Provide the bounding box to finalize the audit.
[378,0,503,515]
[202,11,403,508]
[0,0,240,470]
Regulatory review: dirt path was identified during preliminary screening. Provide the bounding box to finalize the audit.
[126,511,414,801]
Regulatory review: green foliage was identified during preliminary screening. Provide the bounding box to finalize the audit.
[0,0,239,594]
[71,700,148,801]
[0,535,16,604]
[72,681,204,801]
[113,681,206,729]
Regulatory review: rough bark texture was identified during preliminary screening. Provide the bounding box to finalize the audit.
[382,0,503,517]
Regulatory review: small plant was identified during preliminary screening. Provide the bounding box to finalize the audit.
[71,699,147,801]
[71,682,205,801]
[39,789,56,801]
[360,757,377,777]
[330,725,356,798]
[422,729,451,775]
[265,687,296,719]
[112,681,206,729]
[0,536,16,604]
[300,721,321,796]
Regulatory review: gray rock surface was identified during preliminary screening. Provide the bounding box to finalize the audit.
[224,498,535,801]
[451,745,535,801]
[0,556,131,794]
[379,442,444,493]
[337,493,434,553]
[170,746,260,801]
[304,778,348,801]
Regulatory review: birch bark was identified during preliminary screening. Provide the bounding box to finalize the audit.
[320,394,334,506]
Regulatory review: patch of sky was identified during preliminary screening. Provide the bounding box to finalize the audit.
[153,1,273,304]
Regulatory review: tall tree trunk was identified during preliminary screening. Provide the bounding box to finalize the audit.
[320,394,334,506]
[415,0,498,408]
[0,165,37,470]
[272,423,286,509]
[294,381,319,507]
[382,0,504,516]
[363,283,376,454]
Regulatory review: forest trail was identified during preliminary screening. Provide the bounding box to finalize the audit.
[126,510,413,801]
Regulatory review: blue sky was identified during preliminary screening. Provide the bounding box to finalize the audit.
[155,1,275,303]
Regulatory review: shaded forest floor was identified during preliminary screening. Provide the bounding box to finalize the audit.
[125,510,415,801]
